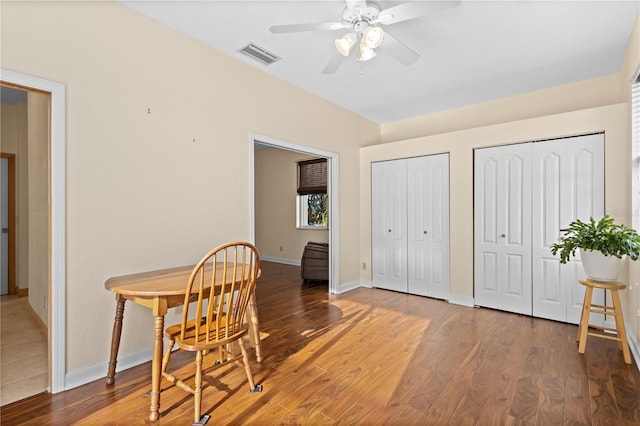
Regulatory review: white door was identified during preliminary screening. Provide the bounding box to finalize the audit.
[474,144,532,315]
[407,154,450,299]
[372,160,408,292]
[1,157,8,295]
[532,134,604,323]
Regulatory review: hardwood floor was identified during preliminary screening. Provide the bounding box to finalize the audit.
[1,261,639,425]
[0,295,48,406]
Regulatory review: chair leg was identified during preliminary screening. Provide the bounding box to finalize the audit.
[238,338,262,393]
[191,350,211,425]
[578,286,594,354]
[610,289,632,364]
[161,340,175,375]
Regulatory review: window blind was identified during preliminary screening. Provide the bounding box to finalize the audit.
[297,158,327,195]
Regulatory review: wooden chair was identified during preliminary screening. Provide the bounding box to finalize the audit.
[161,242,263,425]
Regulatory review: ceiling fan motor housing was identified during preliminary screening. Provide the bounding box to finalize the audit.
[342,3,380,26]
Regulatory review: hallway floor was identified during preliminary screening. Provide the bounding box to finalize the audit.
[0,295,48,406]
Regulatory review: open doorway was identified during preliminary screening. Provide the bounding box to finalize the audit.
[0,69,66,398]
[250,133,339,294]
[0,84,49,404]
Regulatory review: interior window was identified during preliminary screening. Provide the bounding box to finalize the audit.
[297,158,328,229]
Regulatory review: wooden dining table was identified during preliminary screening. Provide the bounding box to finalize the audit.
[105,263,262,421]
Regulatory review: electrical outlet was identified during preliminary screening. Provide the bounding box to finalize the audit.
[280,246,283,252]
[362,262,366,270]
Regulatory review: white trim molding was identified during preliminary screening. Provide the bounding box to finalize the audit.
[448,294,476,308]
[337,280,372,294]
[626,324,640,371]
[65,346,152,391]
[261,256,301,266]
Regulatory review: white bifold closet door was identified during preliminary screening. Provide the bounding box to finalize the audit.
[372,154,450,299]
[532,134,604,323]
[474,134,604,323]
[474,143,533,315]
[407,155,450,299]
[372,159,408,293]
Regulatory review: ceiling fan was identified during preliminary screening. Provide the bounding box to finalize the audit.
[269,0,460,74]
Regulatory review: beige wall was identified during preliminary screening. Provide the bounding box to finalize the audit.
[27,91,50,326]
[1,1,378,373]
[380,73,623,143]
[255,148,328,262]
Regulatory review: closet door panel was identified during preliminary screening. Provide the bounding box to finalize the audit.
[474,148,502,309]
[563,134,604,324]
[500,146,532,314]
[372,160,408,292]
[407,157,427,295]
[475,145,531,314]
[532,134,604,324]
[532,141,566,321]
[426,154,449,299]
[407,154,450,299]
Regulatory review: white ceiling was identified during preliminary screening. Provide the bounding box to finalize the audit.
[122,0,639,124]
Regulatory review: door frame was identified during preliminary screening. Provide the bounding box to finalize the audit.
[1,69,66,393]
[1,153,16,295]
[249,132,340,295]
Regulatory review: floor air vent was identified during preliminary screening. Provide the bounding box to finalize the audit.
[238,43,280,66]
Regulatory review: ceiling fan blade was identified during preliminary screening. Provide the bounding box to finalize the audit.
[322,54,346,74]
[269,22,347,34]
[380,31,420,66]
[378,0,461,26]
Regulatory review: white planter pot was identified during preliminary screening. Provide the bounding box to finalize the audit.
[579,249,626,283]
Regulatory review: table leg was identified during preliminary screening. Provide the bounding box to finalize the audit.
[106,295,126,385]
[248,290,262,363]
[149,314,165,421]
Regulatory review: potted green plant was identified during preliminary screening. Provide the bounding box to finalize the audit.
[550,215,640,282]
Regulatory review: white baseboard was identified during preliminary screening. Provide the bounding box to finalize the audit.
[261,256,301,266]
[65,346,152,391]
[626,324,640,371]
[448,294,475,308]
[336,280,371,294]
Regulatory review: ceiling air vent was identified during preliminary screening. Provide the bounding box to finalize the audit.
[238,43,280,66]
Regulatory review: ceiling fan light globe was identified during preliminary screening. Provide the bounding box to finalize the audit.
[335,32,357,56]
[363,26,384,49]
[359,43,377,62]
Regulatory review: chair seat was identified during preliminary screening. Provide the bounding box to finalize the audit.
[165,319,249,352]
